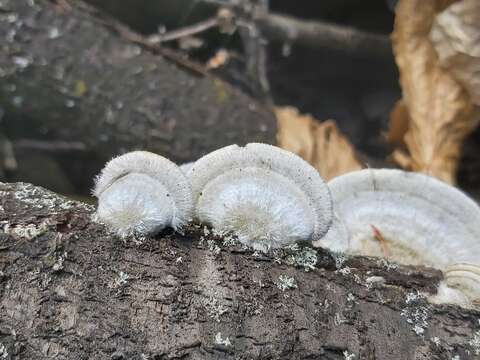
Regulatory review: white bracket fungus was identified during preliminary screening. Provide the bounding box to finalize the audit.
[315,169,480,308]
[93,151,193,237]
[187,143,332,252]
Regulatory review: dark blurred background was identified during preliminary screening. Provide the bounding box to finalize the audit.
[6,0,479,200]
[86,0,400,155]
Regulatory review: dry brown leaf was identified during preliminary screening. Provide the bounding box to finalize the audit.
[430,0,480,105]
[275,106,363,180]
[206,49,230,70]
[386,99,410,149]
[311,120,364,180]
[275,107,315,162]
[386,99,413,169]
[390,0,480,184]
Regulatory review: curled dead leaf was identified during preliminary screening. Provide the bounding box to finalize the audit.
[275,106,363,180]
[430,0,480,105]
[390,0,480,184]
[386,99,410,149]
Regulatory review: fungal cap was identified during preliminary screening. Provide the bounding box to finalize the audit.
[429,264,480,310]
[188,143,332,250]
[429,282,472,308]
[443,263,480,304]
[94,151,193,236]
[313,212,350,252]
[316,168,480,269]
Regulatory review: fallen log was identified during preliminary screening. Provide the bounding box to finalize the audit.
[0,182,479,359]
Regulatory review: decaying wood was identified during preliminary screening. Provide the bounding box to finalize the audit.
[0,0,276,192]
[1,182,479,359]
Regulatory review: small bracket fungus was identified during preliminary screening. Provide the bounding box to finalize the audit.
[93,151,193,237]
[187,143,332,252]
[316,169,480,308]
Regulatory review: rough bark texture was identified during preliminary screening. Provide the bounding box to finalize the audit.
[1,182,480,359]
[0,0,276,193]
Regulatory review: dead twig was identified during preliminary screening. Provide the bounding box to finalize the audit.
[13,140,87,152]
[256,12,391,57]
[198,1,391,57]
[73,0,208,75]
[151,17,219,44]
[235,0,271,97]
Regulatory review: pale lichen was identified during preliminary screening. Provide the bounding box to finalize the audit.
[221,232,239,247]
[214,332,232,347]
[199,226,239,255]
[109,271,130,289]
[431,336,440,347]
[346,293,356,303]
[352,274,362,285]
[284,245,318,272]
[365,276,385,289]
[202,290,230,323]
[0,342,7,359]
[468,330,480,355]
[52,251,67,272]
[400,302,430,337]
[12,183,90,212]
[338,267,352,276]
[377,258,399,271]
[276,275,297,291]
[334,312,347,326]
[405,291,423,304]
[332,251,348,269]
[202,237,221,255]
[3,222,49,240]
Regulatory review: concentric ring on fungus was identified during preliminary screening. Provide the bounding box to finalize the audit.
[316,168,480,308]
[187,143,332,252]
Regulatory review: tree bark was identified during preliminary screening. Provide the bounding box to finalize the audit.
[1,182,479,359]
[0,0,276,193]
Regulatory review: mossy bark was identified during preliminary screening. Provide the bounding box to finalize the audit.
[0,182,479,359]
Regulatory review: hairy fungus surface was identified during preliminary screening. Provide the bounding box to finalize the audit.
[187,143,332,251]
[94,151,193,237]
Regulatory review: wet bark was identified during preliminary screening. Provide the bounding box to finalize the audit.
[1,182,479,359]
[0,0,276,194]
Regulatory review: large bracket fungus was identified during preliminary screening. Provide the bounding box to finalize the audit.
[316,169,480,308]
[187,143,333,252]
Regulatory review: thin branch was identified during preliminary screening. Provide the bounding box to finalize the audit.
[150,17,219,44]
[13,139,87,152]
[197,1,391,57]
[74,1,208,75]
[256,12,392,57]
[235,0,271,97]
